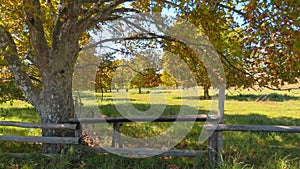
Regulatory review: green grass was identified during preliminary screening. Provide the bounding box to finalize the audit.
[0,87,300,168]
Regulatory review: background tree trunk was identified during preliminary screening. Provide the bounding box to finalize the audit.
[203,86,211,99]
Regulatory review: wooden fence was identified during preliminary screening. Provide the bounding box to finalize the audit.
[0,115,209,157]
[204,123,300,167]
[1,115,300,166]
[0,121,80,144]
[71,114,210,156]
[0,86,299,166]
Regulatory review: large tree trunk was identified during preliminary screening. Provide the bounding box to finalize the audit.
[36,64,75,154]
[33,23,80,152]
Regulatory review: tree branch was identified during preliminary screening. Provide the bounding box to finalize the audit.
[76,62,146,76]
[88,31,300,91]
[82,33,162,51]
[112,7,141,14]
[217,50,300,91]
[77,0,134,32]
[216,51,252,77]
[52,0,81,50]
[218,3,246,17]
[23,0,50,74]
[264,85,300,91]
[77,0,115,31]
[0,26,40,106]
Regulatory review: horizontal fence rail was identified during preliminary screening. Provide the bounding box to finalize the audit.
[0,121,78,130]
[2,115,299,162]
[0,121,80,144]
[204,124,300,133]
[83,147,206,157]
[0,136,80,144]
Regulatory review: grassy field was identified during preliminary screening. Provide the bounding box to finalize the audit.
[0,87,300,168]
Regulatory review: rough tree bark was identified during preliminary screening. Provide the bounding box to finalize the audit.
[37,46,79,153]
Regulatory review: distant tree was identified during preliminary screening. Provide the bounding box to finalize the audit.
[111,59,133,92]
[160,71,177,88]
[131,68,161,94]
[95,54,117,93]
[162,51,197,87]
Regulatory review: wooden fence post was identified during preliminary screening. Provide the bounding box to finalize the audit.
[208,86,225,167]
[112,122,123,148]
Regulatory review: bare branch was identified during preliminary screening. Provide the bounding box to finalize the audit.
[264,85,300,91]
[120,17,152,34]
[112,7,141,14]
[82,34,161,51]
[0,26,40,106]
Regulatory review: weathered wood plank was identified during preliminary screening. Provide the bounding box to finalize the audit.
[0,136,80,144]
[2,153,71,158]
[0,121,78,130]
[1,153,33,158]
[70,115,212,124]
[204,124,300,133]
[216,86,225,165]
[207,86,225,167]
[112,123,123,148]
[208,132,218,166]
[83,147,205,157]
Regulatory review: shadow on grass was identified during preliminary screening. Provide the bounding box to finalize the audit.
[173,96,219,100]
[173,96,200,100]
[174,93,300,102]
[226,93,300,102]
[97,98,137,102]
[96,103,209,117]
[225,113,300,125]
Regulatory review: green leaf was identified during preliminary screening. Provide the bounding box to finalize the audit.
[293,41,300,49]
